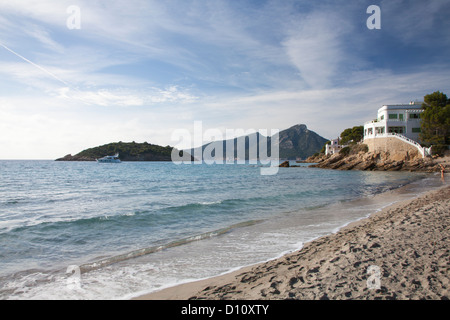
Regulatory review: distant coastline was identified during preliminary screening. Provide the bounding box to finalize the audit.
[55,124,330,162]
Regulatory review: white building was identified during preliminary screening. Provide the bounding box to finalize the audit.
[325,138,342,155]
[363,101,432,158]
[363,101,423,142]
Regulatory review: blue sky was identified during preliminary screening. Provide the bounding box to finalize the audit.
[1,0,450,159]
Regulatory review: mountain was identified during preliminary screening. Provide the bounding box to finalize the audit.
[277,124,329,159]
[55,141,187,161]
[56,124,328,162]
[187,124,328,160]
[187,131,267,161]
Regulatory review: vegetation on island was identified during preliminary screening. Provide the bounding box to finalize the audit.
[420,91,450,155]
[56,141,182,161]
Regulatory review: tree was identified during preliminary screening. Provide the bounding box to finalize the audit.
[339,126,364,145]
[420,91,450,154]
[423,91,448,107]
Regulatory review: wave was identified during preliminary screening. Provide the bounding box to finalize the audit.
[0,198,241,235]
[0,189,327,236]
[199,200,223,205]
[0,198,30,206]
[78,219,263,273]
[2,173,421,237]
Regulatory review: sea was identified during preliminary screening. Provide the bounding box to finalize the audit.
[0,160,445,299]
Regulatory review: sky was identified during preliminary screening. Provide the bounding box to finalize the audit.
[0,0,450,159]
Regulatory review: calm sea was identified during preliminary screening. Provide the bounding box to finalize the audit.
[0,160,442,299]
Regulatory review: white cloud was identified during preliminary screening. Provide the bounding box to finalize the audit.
[24,26,65,53]
[147,86,199,104]
[282,9,353,89]
[55,87,143,107]
[54,86,198,107]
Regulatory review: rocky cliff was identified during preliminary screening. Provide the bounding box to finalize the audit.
[306,144,444,172]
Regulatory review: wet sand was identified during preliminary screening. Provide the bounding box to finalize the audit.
[135,184,449,300]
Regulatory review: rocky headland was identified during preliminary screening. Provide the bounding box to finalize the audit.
[305,144,448,173]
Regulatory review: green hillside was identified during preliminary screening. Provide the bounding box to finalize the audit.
[56,141,178,161]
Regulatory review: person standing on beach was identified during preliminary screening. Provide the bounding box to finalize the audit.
[440,164,446,181]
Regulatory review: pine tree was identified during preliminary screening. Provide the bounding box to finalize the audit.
[420,91,450,154]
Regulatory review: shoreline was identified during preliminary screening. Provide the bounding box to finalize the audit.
[134,179,449,300]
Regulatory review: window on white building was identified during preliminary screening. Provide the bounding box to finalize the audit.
[376,127,385,134]
[388,126,404,134]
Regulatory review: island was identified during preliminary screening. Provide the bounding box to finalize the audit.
[55,141,191,162]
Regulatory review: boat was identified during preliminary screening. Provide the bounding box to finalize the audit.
[96,153,121,163]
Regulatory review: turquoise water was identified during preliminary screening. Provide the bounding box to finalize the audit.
[0,160,440,299]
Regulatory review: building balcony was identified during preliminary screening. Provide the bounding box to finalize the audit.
[364,119,379,125]
[365,118,421,126]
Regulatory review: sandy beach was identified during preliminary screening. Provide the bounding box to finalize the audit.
[136,182,449,300]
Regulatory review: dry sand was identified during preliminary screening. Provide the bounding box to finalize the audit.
[135,184,450,300]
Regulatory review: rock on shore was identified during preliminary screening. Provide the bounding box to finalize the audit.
[307,147,445,172]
